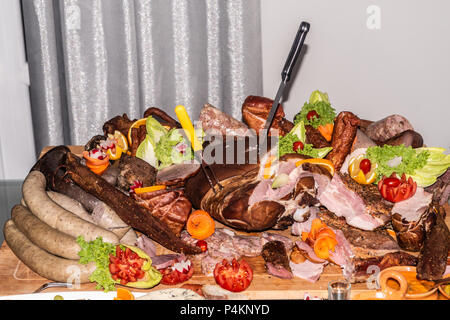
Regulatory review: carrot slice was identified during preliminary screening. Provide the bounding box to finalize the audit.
[134,185,167,194]
[313,236,337,259]
[317,123,334,142]
[309,218,326,240]
[186,210,215,240]
[83,151,110,175]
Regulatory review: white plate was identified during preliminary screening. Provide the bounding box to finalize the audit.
[0,290,148,300]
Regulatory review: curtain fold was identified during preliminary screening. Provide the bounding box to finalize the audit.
[21,0,262,154]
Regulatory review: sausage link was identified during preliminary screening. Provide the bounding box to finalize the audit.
[11,205,82,260]
[3,219,95,283]
[22,170,119,244]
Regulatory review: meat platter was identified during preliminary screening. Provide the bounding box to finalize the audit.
[2,90,450,300]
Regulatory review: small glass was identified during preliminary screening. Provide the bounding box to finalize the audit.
[328,280,351,300]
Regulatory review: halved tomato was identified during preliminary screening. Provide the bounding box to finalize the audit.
[213,258,253,292]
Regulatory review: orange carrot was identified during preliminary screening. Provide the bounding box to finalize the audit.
[318,123,334,142]
[83,151,110,175]
[186,210,215,240]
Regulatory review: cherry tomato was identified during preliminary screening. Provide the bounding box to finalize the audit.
[377,173,416,203]
[213,258,253,292]
[382,177,401,188]
[359,159,372,175]
[306,110,319,121]
[196,240,208,252]
[293,141,304,152]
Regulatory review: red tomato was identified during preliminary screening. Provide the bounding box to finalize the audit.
[109,246,146,285]
[196,240,208,252]
[306,110,319,121]
[378,173,417,203]
[160,261,194,285]
[213,258,253,292]
[359,159,372,175]
[293,141,304,152]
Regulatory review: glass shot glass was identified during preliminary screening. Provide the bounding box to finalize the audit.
[328,280,351,300]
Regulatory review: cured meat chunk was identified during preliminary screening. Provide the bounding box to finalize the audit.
[416,205,450,281]
[261,241,293,279]
[326,111,360,171]
[318,173,392,230]
[364,114,414,142]
[198,103,250,136]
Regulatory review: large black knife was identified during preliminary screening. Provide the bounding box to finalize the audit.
[261,21,310,147]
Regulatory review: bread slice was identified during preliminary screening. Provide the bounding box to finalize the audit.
[201,285,249,300]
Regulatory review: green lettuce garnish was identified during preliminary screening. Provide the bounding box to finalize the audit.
[136,116,168,167]
[293,90,336,129]
[408,147,450,187]
[366,145,430,182]
[77,236,117,292]
[278,121,332,158]
[155,128,194,169]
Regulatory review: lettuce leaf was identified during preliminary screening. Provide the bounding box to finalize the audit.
[293,90,336,129]
[366,145,430,183]
[278,121,332,158]
[77,236,117,292]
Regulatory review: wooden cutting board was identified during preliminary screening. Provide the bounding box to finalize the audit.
[0,146,448,299]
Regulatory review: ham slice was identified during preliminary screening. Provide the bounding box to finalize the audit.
[318,173,391,230]
[289,260,327,283]
[392,187,432,222]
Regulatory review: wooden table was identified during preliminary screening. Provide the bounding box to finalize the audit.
[0,146,448,299]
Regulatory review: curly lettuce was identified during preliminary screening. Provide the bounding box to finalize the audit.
[293,90,336,129]
[366,145,430,182]
[278,121,332,158]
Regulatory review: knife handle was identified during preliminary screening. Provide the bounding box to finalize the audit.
[281,21,310,83]
[174,105,203,152]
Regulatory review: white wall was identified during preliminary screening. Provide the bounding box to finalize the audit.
[261,0,450,149]
[0,0,36,179]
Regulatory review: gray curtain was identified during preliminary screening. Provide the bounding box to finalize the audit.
[21,0,262,155]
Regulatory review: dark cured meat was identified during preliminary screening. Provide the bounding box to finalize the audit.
[416,205,450,280]
[132,189,192,236]
[62,152,201,254]
[241,96,292,136]
[102,113,136,137]
[376,130,423,148]
[116,154,157,192]
[305,125,331,149]
[326,111,360,171]
[351,252,418,283]
[425,169,450,206]
[261,240,293,279]
[143,107,181,129]
[318,210,399,258]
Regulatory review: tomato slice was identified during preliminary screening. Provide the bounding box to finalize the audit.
[213,259,253,292]
[109,246,147,285]
[160,262,194,285]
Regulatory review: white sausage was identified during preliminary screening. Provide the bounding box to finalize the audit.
[22,171,119,243]
[3,219,95,283]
